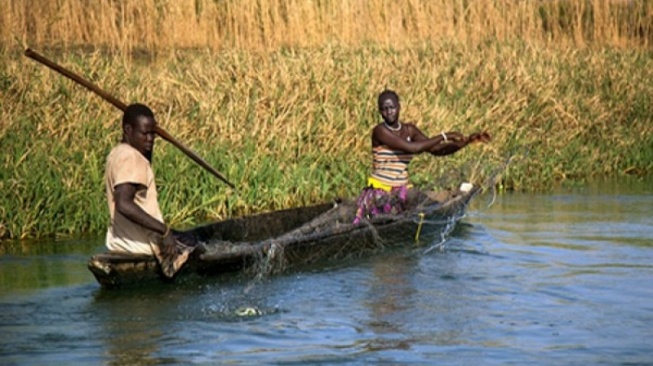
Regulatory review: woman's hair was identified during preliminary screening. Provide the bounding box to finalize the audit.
[378,89,399,108]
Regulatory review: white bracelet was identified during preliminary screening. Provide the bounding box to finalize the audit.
[441,132,447,142]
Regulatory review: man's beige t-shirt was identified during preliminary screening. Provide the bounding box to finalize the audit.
[105,143,164,254]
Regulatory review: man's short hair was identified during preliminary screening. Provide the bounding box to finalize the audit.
[123,103,154,127]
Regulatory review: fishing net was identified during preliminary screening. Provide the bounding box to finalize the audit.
[87,181,492,288]
[196,185,479,278]
[88,150,519,288]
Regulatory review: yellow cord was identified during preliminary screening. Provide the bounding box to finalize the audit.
[415,212,425,242]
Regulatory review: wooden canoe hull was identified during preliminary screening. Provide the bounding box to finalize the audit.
[88,185,479,288]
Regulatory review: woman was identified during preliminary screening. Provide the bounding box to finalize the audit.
[354,89,489,224]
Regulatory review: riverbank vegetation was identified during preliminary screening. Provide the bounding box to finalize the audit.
[1,0,652,240]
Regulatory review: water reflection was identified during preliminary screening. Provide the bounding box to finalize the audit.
[0,238,100,295]
[364,253,417,351]
[0,177,652,365]
[93,288,176,365]
[362,246,480,352]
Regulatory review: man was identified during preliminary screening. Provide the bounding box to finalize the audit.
[354,89,490,223]
[105,103,194,277]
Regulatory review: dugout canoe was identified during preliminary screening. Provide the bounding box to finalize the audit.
[88,183,480,288]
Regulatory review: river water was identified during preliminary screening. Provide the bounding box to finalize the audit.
[1,177,652,365]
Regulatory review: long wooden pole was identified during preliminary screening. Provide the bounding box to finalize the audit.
[24,48,235,190]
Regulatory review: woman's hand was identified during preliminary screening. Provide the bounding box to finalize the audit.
[443,131,466,142]
[430,131,490,156]
[467,131,491,144]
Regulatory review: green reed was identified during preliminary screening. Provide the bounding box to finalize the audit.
[1,42,652,240]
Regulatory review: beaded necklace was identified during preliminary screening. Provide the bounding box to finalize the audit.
[384,121,402,132]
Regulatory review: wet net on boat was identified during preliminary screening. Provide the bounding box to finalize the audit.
[197,186,477,277]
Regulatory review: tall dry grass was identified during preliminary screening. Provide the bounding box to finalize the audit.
[1,0,651,52]
[2,43,652,240]
[1,0,653,240]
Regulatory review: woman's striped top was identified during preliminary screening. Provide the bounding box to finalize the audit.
[370,145,414,187]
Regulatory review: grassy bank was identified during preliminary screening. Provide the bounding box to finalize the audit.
[2,0,651,50]
[2,0,653,240]
[1,43,652,240]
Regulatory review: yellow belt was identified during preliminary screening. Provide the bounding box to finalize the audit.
[367,177,393,192]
